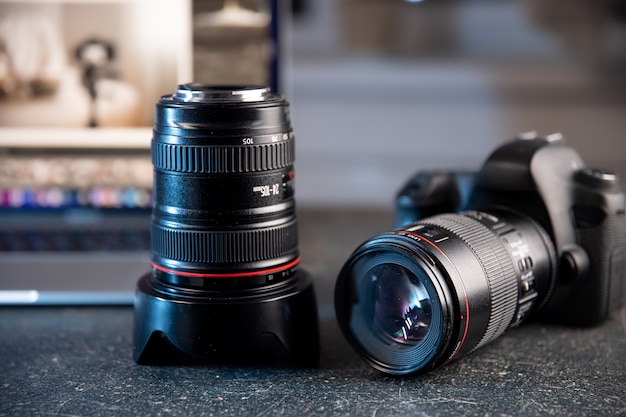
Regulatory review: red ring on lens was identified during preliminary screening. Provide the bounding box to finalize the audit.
[151,257,300,279]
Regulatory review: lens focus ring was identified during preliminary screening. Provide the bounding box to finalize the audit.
[152,139,295,174]
[151,219,298,264]
[419,212,518,349]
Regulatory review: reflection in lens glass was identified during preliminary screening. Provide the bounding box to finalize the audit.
[345,250,443,374]
[369,264,433,346]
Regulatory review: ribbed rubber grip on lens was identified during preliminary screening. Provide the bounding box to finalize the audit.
[152,140,295,173]
[420,213,518,350]
[151,220,298,264]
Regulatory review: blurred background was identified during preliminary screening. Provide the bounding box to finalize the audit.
[1,0,625,209]
[290,0,626,208]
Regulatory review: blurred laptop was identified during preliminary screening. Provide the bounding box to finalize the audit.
[0,0,284,305]
[0,136,153,305]
[0,0,192,305]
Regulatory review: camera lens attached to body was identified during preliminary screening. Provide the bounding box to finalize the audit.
[335,210,557,375]
[133,84,319,366]
[336,134,626,375]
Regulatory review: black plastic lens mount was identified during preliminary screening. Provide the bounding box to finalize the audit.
[335,210,557,375]
[134,84,319,366]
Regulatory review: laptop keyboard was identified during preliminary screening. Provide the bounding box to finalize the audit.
[0,229,150,252]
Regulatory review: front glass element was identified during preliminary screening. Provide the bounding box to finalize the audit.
[347,250,443,374]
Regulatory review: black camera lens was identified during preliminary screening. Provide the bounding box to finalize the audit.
[335,210,557,375]
[134,84,319,365]
[150,84,298,287]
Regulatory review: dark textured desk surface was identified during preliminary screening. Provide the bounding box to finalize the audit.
[2,209,626,417]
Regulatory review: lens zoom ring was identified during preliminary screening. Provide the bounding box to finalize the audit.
[421,213,518,350]
[152,140,295,173]
[151,222,298,264]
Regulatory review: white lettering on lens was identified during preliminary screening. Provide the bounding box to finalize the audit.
[253,183,281,197]
[253,185,270,197]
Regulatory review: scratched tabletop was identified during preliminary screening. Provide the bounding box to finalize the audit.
[2,209,626,417]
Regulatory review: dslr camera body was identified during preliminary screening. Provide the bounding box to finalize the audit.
[396,132,626,326]
[335,132,626,375]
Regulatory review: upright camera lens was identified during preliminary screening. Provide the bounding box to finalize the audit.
[150,84,298,287]
[134,84,319,365]
[335,210,557,375]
